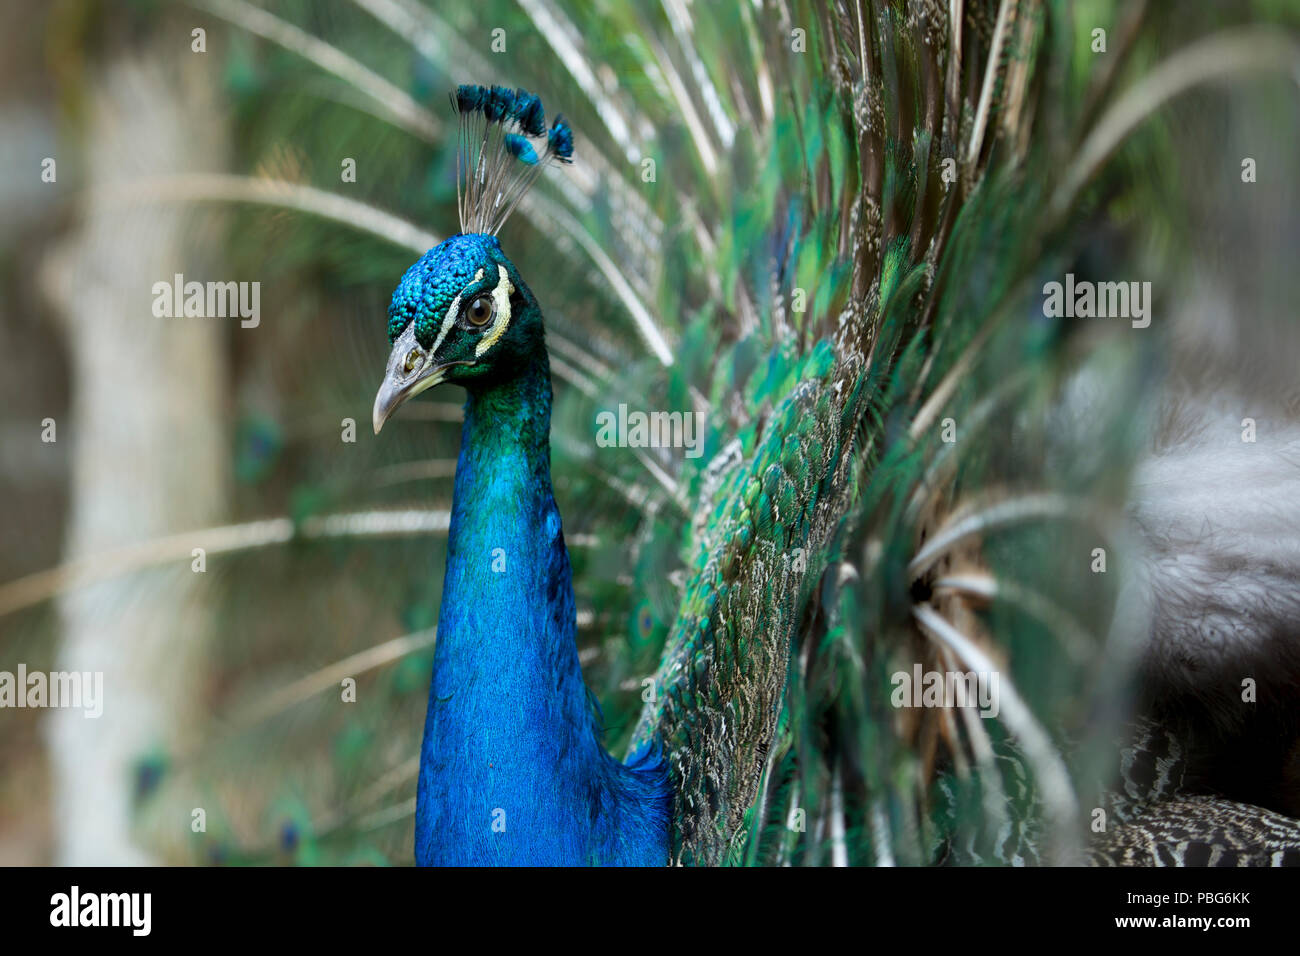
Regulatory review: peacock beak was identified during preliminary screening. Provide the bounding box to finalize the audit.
[372,362,451,434]
[371,373,410,435]
[373,326,448,434]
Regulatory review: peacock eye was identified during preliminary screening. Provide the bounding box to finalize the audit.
[466,294,495,327]
[403,348,421,374]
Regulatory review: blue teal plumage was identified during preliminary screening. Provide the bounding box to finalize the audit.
[387,235,500,348]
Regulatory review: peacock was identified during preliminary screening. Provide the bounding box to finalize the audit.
[5,0,1300,867]
[370,87,672,864]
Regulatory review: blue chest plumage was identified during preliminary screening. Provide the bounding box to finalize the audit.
[414,358,670,866]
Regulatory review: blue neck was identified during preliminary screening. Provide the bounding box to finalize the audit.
[415,353,670,865]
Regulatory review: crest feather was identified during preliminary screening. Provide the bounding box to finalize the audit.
[452,84,574,235]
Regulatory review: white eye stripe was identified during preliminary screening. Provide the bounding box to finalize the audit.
[475,265,514,357]
[427,268,487,359]
[428,294,460,358]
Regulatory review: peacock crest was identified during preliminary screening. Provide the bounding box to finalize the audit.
[451,84,573,236]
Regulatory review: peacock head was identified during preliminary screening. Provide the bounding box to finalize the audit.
[372,84,573,434]
[372,234,541,432]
